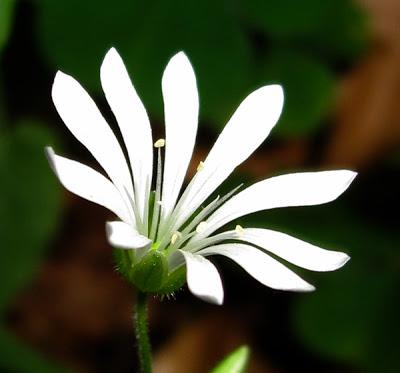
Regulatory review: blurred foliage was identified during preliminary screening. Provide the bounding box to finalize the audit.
[258,50,335,137]
[0,121,61,313]
[0,0,16,124]
[0,0,15,55]
[0,327,63,373]
[0,121,63,372]
[247,200,399,372]
[210,345,249,373]
[242,0,368,61]
[35,0,368,137]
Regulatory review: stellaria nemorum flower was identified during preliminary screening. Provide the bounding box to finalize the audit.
[46,48,356,305]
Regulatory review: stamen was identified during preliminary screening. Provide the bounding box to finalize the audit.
[154,138,165,148]
[170,231,182,245]
[196,221,208,233]
[142,177,151,236]
[186,231,233,253]
[180,196,219,236]
[235,224,245,237]
[149,147,163,240]
[197,161,204,172]
[184,183,243,236]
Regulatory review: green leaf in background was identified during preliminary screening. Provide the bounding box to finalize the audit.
[0,0,16,125]
[210,345,250,373]
[0,121,61,314]
[0,327,65,373]
[241,0,369,62]
[306,0,369,61]
[0,0,16,55]
[294,263,398,372]
[258,50,335,138]
[246,202,400,372]
[242,0,335,38]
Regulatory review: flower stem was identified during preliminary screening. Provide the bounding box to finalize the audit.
[135,291,152,373]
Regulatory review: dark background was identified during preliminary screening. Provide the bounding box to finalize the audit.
[0,0,399,372]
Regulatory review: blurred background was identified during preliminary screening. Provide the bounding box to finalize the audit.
[0,0,399,372]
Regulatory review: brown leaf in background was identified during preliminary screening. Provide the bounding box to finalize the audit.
[153,312,274,373]
[325,0,400,168]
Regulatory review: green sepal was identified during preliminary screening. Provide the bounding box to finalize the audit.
[114,248,187,295]
[156,266,186,296]
[132,250,168,292]
[113,249,134,282]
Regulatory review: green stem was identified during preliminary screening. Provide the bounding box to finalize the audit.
[135,291,152,373]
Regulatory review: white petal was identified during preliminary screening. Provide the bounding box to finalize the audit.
[198,244,315,292]
[173,85,283,230]
[214,228,350,271]
[179,250,224,305]
[52,71,134,203]
[196,170,357,239]
[46,147,132,224]
[160,52,199,223]
[106,221,151,249]
[100,48,153,222]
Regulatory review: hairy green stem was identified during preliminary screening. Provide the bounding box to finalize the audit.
[135,291,152,373]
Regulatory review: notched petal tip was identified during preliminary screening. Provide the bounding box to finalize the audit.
[258,84,284,104]
[44,146,57,175]
[344,170,358,184]
[335,253,351,269]
[163,51,195,81]
[266,83,284,99]
[283,281,316,293]
[101,46,122,71]
[105,46,118,58]
[240,83,285,132]
[170,51,190,64]
[51,71,76,103]
[44,145,54,160]
[193,285,224,305]
[298,283,316,292]
[330,169,358,198]
[53,70,70,87]
[201,293,224,306]
[54,70,66,79]
[105,221,114,240]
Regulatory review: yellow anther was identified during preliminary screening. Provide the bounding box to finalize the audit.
[154,138,165,148]
[197,161,205,172]
[170,231,182,245]
[235,225,245,236]
[196,221,208,234]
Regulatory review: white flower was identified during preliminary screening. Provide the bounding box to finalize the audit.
[46,48,356,305]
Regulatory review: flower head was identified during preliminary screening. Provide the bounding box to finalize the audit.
[46,48,356,305]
